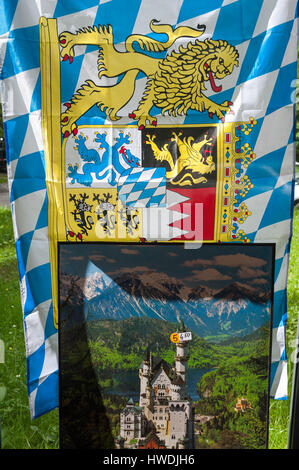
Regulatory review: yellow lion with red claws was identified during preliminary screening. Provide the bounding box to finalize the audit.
[59,20,239,137]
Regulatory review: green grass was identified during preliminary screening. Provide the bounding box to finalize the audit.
[0,205,59,449]
[0,204,298,448]
[0,172,7,184]
[268,209,299,449]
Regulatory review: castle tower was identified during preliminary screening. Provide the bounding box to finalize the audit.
[139,349,151,407]
[175,323,189,389]
[175,341,188,383]
[166,321,194,449]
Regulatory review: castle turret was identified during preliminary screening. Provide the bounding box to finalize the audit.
[175,323,190,387]
[139,349,151,407]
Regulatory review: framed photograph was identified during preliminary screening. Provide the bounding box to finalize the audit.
[58,242,274,449]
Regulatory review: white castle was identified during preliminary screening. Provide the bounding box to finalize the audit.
[115,322,195,449]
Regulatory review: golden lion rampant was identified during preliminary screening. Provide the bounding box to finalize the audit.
[59,20,239,137]
[145,131,216,187]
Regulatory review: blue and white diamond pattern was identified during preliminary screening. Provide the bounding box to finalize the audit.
[118,167,166,207]
[0,0,297,418]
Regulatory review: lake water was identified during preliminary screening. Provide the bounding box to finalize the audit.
[104,368,212,402]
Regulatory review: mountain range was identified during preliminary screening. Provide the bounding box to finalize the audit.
[59,269,271,339]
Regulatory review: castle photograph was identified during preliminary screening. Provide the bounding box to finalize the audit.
[59,242,274,449]
[116,322,194,449]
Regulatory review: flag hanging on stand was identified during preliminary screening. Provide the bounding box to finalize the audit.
[0,0,298,427]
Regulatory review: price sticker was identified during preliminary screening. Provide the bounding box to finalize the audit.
[180,331,192,342]
[170,332,180,343]
[170,331,192,343]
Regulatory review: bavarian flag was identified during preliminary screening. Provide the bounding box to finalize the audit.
[0,0,297,425]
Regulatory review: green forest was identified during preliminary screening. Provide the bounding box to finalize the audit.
[85,317,271,448]
[194,353,269,448]
[87,317,270,372]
